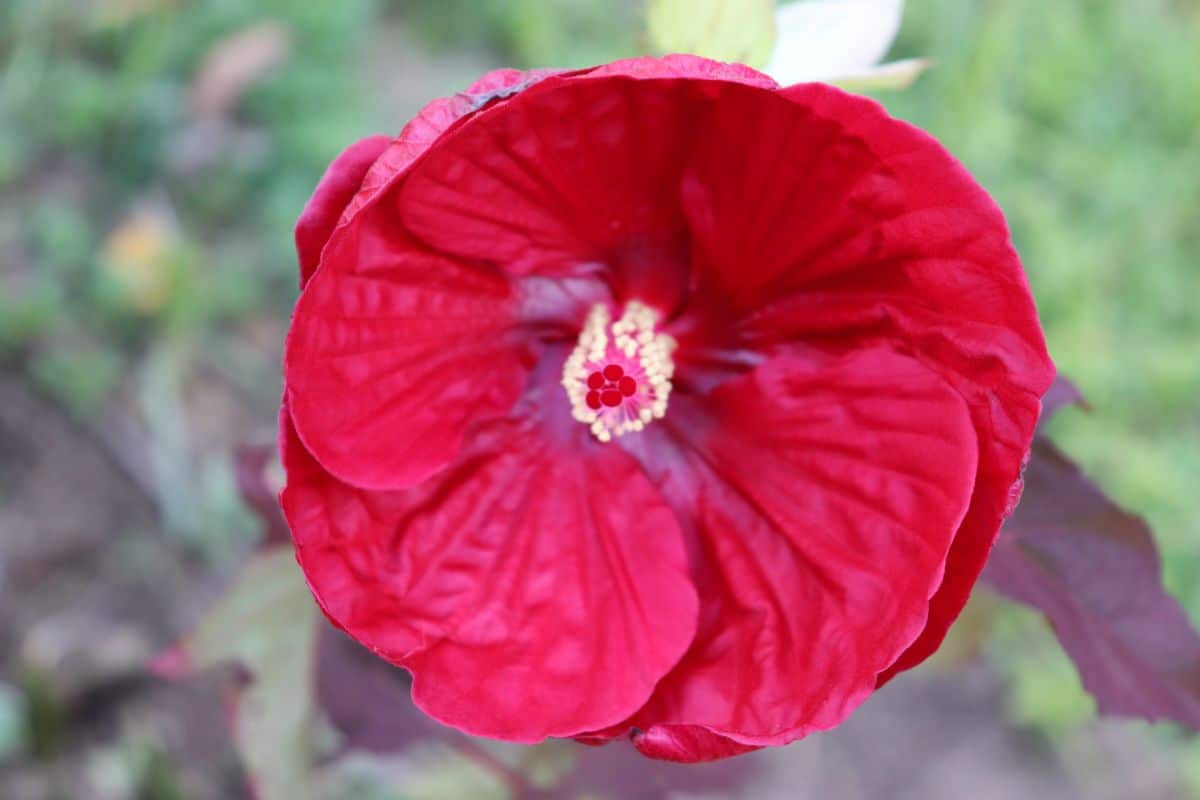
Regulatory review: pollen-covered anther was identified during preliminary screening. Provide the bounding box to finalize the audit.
[561,301,676,442]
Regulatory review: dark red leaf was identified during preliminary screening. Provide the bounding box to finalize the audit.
[982,382,1200,728]
[1038,374,1089,425]
[233,443,289,546]
[315,624,441,753]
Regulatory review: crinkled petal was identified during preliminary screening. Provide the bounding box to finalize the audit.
[393,56,775,312]
[278,399,698,742]
[584,54,777,87]
[287,69,564,491]
[679,82,883,318]
[621,348,977,750]
[778,83,1054,679]
[678,81,1053,679]
[296,70,557,291]
[295,134,391,289]
[632,725,760,763]
[680,81,1049,394]
[395,78,688,284]
[875,380,1040,684]
[284,238,535,490]
[339,68,562,225]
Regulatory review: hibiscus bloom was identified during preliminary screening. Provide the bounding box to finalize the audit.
[280,56,1053,762]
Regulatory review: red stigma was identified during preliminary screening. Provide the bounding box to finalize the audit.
[585,365,637,410]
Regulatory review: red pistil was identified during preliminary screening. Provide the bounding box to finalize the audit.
[585,365,638,411]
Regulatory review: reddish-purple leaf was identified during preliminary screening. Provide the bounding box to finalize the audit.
[982,379,1200,728]
[315,625,442,753]
[1038,374,1088,423]
[234,442,290,545]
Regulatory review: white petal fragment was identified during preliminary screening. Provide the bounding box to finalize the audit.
[764,0,907,85]
[832,57,932,91]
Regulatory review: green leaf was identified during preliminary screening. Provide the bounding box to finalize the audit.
[833,58,933,92]
[646,0,777,68]
[404,744,510,800]
[162,547,319,800]
[0,681,28,760]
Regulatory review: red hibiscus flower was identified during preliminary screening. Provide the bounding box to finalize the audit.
[280,56,1054,763]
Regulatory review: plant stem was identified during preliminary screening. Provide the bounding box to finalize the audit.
[451,737,545,799]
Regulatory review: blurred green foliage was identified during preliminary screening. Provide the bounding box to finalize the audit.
[0,0,379,553]
[398,0,637,68]
[0,0,376,363]
[0,681,28,762]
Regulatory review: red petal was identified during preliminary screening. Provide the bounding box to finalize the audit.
[295,69,558,290]
[583,55,776,88]
[678,81,1053,680]
[677,80,1050,398]
[783,84,1054,681]
[392,58,774,312]
[626,348,977,746]
[287,69,564,491]
[769,84,1049,394]
[395,78,686,278]
[338,68,561,226]
[284,240,534,490]
[279,403,698,742]
[875,384,1042,684]
[294,135,391,289]
[632,725,760,763]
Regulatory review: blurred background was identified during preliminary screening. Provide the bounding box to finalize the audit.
[1,0,1197,797]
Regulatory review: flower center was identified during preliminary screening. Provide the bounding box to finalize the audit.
[562,301,676,442]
